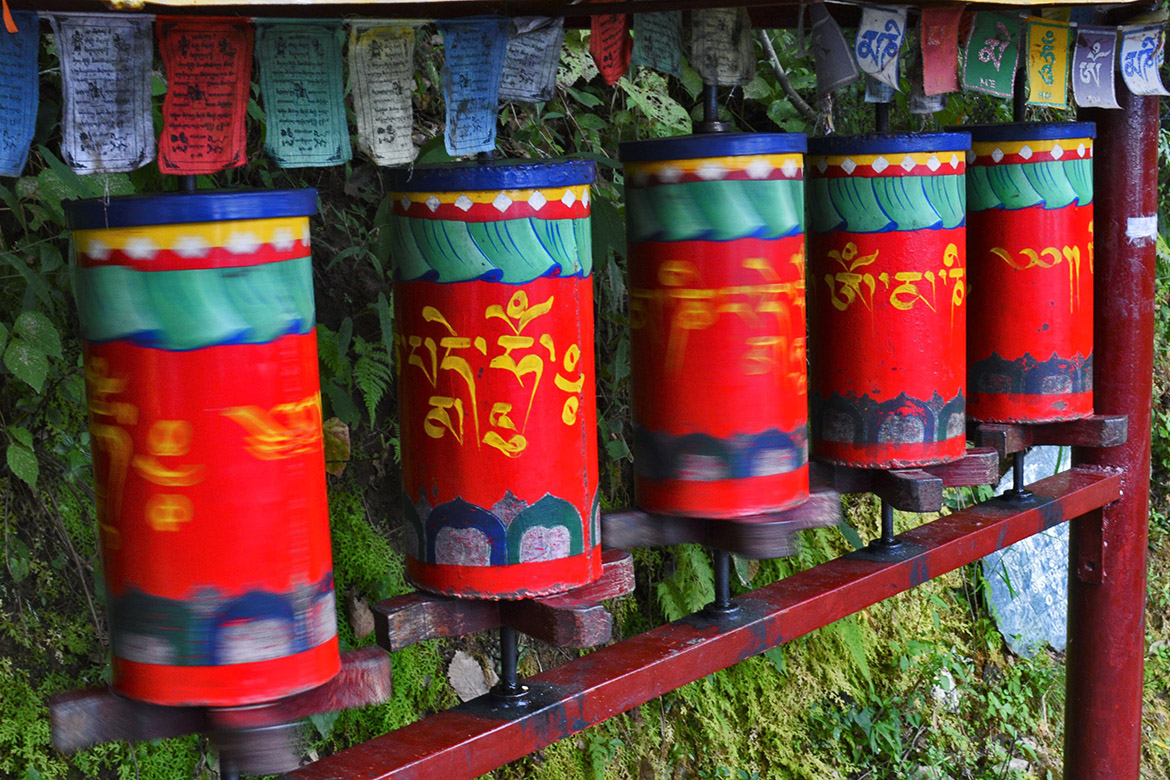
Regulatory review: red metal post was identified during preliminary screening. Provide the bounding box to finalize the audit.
[1065,90,1160,777]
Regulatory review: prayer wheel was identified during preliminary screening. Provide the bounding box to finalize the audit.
[619,134,809,518]
[65,190,338,707]
[388,161,601,599]
[964,123,1095,422]
[807,133,971,468]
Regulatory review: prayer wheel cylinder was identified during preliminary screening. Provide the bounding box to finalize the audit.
[807,133,971,468]
[64,190,338,707]
[964,123,1095,422]
[619,134,810,518]
[388,161,601,599]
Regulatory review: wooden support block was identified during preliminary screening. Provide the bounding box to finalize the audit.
[374,592,500,653]
[600,489,841,559]
[374,551,636,651]
[501,550,636,647]
[49,648,391,755]
[810,447,999,513]
[971,415,1128,458]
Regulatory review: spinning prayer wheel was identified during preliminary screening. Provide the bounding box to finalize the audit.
[807,132,971,468]
[388,161,601,599]
[619,133,809,518]
[964,123,1095,422]
[65,190,338,707]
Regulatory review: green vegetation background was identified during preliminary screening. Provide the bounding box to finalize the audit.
[2,26,1169,780]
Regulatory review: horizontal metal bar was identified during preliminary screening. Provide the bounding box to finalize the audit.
[285,467,1120,780]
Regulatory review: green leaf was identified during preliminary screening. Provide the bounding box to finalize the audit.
[763,646,786,676]
[742,75,774,101]
[336,316,354,360]
[565,85,603,108]
[604,437,631,461]
[308,711,339,740]
[836,518,866,552]
[4,342,49,392]
[8,426,33,448]
[14,311,62,359]
[7,441,38,489]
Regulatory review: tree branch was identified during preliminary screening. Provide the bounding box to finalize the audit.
[756,30,819,126]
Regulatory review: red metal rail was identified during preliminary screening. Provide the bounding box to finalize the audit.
[286,467,1120,780]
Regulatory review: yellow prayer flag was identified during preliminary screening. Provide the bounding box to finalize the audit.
[1027,17,1072,107]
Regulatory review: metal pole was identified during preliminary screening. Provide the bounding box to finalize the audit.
[1064,86,1158,779]
[874,102,889,133]
[1012,66,1026,123]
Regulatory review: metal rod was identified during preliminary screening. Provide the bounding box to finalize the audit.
[703,82,718,125]
[1013,65,1027,122]
[712,549,734,611]
[875,102,890,133]
[1012,451,1026,494]
[285,469,1120,780]
[499,625,519,693]
[879,500,896,545]
[178,175,196,192]
[1065,84,1159,780]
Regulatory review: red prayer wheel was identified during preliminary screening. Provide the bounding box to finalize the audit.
[807,133,971,468]
[964,123,1095,422]
[64,190,338,707]
[388,161,601,599]
[619,134,810,518]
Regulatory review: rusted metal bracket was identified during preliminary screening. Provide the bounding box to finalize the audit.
[284,468,1121,780]
[49,648,392,775]
[600,488,841,559]
[374,549,635,652]
[810,447,999,512]
[970,414,1128,459]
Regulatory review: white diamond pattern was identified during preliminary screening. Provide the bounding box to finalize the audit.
[492,193,513,212]
[399,195,411,210]
[123,237,160,260]
[745,158,774,179]
[991,147,1005,163]
[454,195,474,212]
[927,155,941,172]
[696,162,727,181]
[174,235,212,258]
[840,158,857,175]
[1050,143,1064,160]
[527,191,547,210]
[225,232,261,255]
[1078,143,1086,157]
[815,158,828,173]
[425,195,441,212]
[871,157,890,173]
[560,189,576,208]
[86,239,111,261]
[1019,145,1033,160]
[658,166,683,183]
[271,228,296,252]
[900,155,917,172]
[780,159,799,179]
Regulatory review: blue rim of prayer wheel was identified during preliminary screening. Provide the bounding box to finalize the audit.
[64,189,319,230]
[958,122,1098,142]
[620,133,807,162]
[386,159,596,192]
[807,132,972,156]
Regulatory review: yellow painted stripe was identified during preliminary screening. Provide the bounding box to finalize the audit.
[390,184,591,206]
[623,153,803,178]
[971,138,1094,156]
[74,217,310,252]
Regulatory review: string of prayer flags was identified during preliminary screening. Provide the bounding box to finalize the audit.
[50,14,155,174]
[962,12,1021,98]
[1120,23,1170,97]
[691,7,755,87]
[349,22,417,166]
[437,17,510,156]
[1073,26,1121,110]
[855,5,907,91]
[631,9,682,78]
[1026,17,1071,107]
[920,6,962,95]
[157,17,253,175]
[808,3,860,95]
[590,12,632,85]
[499,17,564,103]
[255,21,351,168]
[0,10,38,177]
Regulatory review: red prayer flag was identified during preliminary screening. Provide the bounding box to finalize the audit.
[157,17,253,175]
[920,6,964,95]
[591,13,632,85]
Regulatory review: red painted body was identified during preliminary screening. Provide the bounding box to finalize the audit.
[967,129,1095,423]
[1065,92,1158,779]
[809,135,964,470]
[620,136,810,519]
[390,161,600,600]
[72,203,338,707]
[286,468,1120,780]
